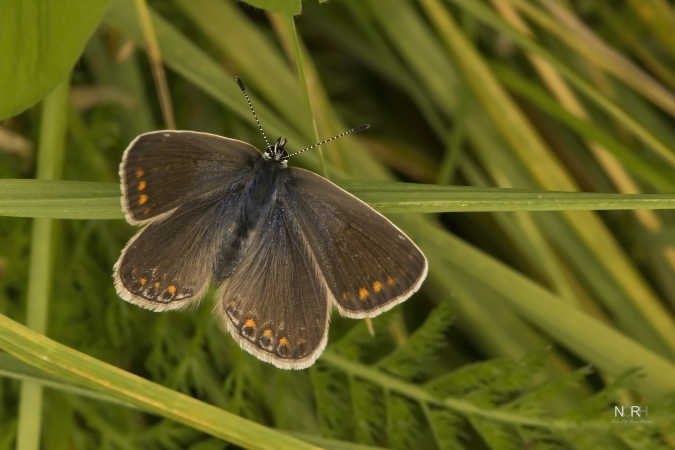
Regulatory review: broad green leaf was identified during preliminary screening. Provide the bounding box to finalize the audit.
[0,0,110,119]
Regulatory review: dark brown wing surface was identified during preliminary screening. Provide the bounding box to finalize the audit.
[119,130,258,224]
[215,197,329,370]
[114,192,245,310]
[285,168,427,319]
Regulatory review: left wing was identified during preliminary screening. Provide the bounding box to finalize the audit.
[114,192,245,311]
[120,130,259,225]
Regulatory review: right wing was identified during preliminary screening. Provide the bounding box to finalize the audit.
[284,168,428,319]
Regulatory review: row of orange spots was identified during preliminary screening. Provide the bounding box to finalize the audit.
[135,169,149,207]
[342,277,397,302]
[137,277,176,297]
[240,317,302,354]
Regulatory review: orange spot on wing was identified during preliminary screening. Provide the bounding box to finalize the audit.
[263,329,273,338]
[138,180,147,191]
[138,194,148,205]
[387,276,396,286]
[244,319,256,329]
[359,288,369,301]
[139,277,147,286]
[135,169,144,178]
[279,337,289,346]
[373,281,382,292]
[154,282,160,288]
[296,337,305,345]
[168,285,176,294]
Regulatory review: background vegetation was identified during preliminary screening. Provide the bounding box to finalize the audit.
[1,0,675,448]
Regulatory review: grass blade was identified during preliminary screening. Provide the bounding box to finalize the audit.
[16,80,69,450]
[418,0,675,358]
[3,179,675,218]
[0,313,319,450]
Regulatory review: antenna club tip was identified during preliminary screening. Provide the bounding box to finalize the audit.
[234,76,246,91]
[356,124,370,133]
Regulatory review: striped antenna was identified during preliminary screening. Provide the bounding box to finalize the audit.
[235,76,272,151]
[287,124,370,159]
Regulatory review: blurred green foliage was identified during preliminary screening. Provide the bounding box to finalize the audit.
[1,0,675,449]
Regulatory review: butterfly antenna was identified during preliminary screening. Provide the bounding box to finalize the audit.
[235,76,272,151]
[287,124,370,158]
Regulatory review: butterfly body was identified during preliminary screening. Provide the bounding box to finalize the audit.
[114,130,427,369]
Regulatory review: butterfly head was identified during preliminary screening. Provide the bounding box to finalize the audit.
[263,137,289,167]
[235,76,369,169]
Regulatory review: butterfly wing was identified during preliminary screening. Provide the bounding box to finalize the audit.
[285,168,428,318]
[120,130,259,225]
[114,193,245,311]
[215,197,329,370]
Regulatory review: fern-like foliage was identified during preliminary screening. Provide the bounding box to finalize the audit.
[312,301,675,450]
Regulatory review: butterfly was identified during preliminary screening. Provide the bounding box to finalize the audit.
[113,78,427,369]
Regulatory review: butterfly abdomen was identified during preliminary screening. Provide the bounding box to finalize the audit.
[212,158,283,284]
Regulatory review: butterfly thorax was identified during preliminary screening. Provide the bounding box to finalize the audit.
[262,137,288,168]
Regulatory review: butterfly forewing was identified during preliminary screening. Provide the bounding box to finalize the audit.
[120,131,258,224]
[286,168,428,318]
[215,198,329,370]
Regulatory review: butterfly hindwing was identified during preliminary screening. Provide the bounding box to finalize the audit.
[215,197,329,370]
[285,168,428,318]
[120,130,258,224]
[114,193,246,310]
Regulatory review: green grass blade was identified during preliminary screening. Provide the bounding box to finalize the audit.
[0,313,319,450]
[3,179,675,219]
[240,0,302,15]
[419,0,675,359]
[492,63,675,191]
[284,15,326,176]
[16,80,69,450]
[0,180,121,219]
[415,224,675,399]
[520,0,675,119]
[445,0,675,168]
[0,354,135,408]
[103,0,305,147]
